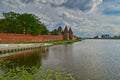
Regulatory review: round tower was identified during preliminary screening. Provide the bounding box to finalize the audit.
[63,26,69,40]
[69,27,73,40]
[58,26,63,35]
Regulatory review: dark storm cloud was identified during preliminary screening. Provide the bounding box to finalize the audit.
[61,0,93,11]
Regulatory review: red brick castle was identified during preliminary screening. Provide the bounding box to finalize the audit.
[58,26,76,40]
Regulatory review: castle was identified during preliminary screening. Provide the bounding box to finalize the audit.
[57,26,76,40]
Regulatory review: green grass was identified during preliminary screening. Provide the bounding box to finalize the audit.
[49,40,80,45]
[0,59,76,80]
[0,67,76,80]
[51,40,74,45]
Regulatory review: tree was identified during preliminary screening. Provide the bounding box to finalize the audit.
[17,13,41,35]
[0,12,49,35]
[94,36,99,39]
[40,26,49,35]
[50,29,58,35]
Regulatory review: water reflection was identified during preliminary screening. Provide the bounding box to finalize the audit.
[42,44,74,71]
[41,40,120,80]
[2,48,48,68]
[1,40,120,80]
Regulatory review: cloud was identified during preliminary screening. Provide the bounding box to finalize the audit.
[1,0,26,8]
[2,0,102,13]
[59,11,83,20]
[0,0,120,37]
[102,0,120,15]
[61,0,103,13]
[39,0,65,6]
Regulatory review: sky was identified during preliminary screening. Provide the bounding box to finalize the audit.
[0,0,120,37]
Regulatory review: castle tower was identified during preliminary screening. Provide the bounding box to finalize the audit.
[58,26,63,35]
[63,26,69,40]
[69,27,73,40]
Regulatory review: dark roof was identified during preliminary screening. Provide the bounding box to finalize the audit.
[69,27,73,34]
[64,26,69,33]
[58,26,63,32]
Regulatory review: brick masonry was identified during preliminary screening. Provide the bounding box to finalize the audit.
[0,33,63,43]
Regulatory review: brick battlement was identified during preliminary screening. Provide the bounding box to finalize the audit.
[0,33,63,43]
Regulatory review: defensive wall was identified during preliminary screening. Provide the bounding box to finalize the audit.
[0,33,63,43]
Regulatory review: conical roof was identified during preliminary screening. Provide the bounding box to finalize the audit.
[64,26,69,33]
[58,26,63,32]
[69,27,73,34]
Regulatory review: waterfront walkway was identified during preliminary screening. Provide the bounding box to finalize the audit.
[0,43,52,54]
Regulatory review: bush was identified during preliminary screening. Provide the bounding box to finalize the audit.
[0,59,76,80]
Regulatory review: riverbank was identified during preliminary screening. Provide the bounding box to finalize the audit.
[50,40,80,45]
[0,59,76,80]
[0,43,52,54]
[0,40,80,55]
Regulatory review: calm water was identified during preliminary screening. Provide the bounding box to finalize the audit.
[2,39,120,80]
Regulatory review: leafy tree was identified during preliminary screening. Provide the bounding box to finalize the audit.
[3,12,20,20]
[40,24,49,35]
[0,12,49,35]
[94,36,99,39]
[51,29,58,35]
[17,13,40,34]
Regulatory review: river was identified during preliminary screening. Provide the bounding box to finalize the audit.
[2,39,120,80]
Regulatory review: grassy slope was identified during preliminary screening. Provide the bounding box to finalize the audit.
[50,40,80,45]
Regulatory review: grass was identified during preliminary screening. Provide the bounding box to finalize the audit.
[51,40,74,45]
[49,40,81,45]
[0,59,76,80]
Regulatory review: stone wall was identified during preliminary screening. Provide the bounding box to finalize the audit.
[0,33,63,43]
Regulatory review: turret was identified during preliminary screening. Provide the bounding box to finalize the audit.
[69,27,73,40]
[63,26,69,40]
[58,26,63,35]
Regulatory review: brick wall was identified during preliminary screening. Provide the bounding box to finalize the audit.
[0,33,63,43]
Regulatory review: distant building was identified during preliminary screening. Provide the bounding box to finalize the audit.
[101,34,110,39]
[58,26,63,35]
[57,26,76,40]
[63,26,69,40]
[69,27,73,40]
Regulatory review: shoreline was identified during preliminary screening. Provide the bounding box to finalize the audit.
[51,40,81,45]
[0,40,80,54]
